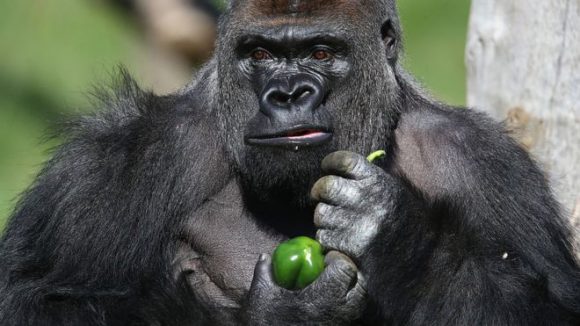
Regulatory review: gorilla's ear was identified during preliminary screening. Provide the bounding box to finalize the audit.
[381,19,398,61]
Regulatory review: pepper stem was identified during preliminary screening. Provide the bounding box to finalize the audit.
[366,150,386,163]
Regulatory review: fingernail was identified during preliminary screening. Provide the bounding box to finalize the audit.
[259,254,267,262]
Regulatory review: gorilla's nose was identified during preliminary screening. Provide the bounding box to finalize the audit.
[259,75,325,116]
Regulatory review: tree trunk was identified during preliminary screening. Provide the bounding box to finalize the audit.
[466,0,580,243]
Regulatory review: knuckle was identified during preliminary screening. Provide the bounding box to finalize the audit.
[326,150,350,162]
[343,184,362,205]
[335,177,359,197]
[321,176,335,193]
[326,251,357,278]
[311,176,332,200]
[316,176,347,202]
[315,229,326,244]
[334,259,357,281]
[322,151,355,172]
[321,152,340,170]
[316,229,336,250]
[352,156,375,179]
[346,292,364,309]
[346,290,365,308]
[325,176,339,195]
[313,203,330,227]
[310,180,322,199]
[339,152,358,173]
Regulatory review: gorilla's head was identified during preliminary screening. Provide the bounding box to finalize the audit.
[214,0,404,208]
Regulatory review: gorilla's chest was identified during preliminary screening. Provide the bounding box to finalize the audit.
[176,180,284,319]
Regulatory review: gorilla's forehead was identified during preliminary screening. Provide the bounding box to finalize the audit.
[239,0,366,19]
[247,0,359,14]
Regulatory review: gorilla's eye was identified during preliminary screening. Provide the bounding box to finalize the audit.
[250,49,272,61]
[312,49,333,61]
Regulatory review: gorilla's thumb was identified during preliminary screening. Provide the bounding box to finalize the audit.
[315,251,359,294]
[249,253,275,293]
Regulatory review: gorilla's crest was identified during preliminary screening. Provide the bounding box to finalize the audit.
[245,0,361,15]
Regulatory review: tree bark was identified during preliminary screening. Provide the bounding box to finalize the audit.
[466,0,580,240]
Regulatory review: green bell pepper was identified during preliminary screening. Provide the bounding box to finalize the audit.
[272,236,325,290]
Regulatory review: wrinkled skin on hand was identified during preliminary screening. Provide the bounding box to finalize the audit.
[242,251,366,325]
[311,151,406,261]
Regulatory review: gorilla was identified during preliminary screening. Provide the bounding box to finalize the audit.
[1,0,580,325]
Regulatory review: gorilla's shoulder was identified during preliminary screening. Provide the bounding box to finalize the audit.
[14,69,229,227]
[394,104,528,199]
[396,104,509,150]
[43,68,227,191]
[58,69,216,156]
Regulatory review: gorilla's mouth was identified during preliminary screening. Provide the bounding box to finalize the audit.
[245,126,333,147]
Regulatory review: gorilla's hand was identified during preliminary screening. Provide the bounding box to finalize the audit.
[311,151,405,261]
[242,251,366,325]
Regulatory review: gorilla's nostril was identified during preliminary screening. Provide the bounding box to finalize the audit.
[271,93,291,105]
[294,89,312,102]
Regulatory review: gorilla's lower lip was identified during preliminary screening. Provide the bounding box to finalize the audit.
[245,130,333,147]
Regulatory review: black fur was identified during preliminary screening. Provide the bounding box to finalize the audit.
[1,1,580,325]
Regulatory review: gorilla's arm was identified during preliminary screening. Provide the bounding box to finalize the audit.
[382,105,580,324]
[313,104,580,325]
[0,73,229,325]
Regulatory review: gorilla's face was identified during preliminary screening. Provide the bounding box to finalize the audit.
[238,27,350,150]
[216,3,401,207]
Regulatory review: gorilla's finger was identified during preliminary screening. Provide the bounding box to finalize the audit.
[314,203,349,229]
[312,251,359,296]
[249,254,275,293]
[316,229,343,253]
[347,271,367,304]
[321,151,376,180]
[343,271,367,315]
[311,175,361,206]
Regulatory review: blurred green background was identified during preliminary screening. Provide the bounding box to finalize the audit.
[0,0,471,228]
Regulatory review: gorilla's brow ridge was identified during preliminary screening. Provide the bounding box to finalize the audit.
[236,31,348,53]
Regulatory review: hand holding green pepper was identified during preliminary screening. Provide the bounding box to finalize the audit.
[272,150,386,290]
